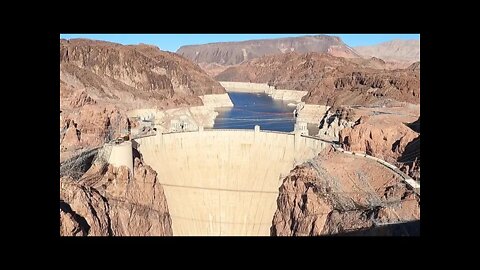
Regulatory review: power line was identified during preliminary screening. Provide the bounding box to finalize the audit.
[93,193,419,233]
[158,181,419,198]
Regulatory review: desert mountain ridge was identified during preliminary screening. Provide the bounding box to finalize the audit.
[216,52,420,106]
[60,38,227,156]
[177,35,420,74]
[60,38,226,111]
[177,35,360,66]
[355,39,419,64]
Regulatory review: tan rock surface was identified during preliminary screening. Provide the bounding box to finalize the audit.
[60,38,230,156]
[271,148,420,236]
[199,63,233,77]
[60,104,130,158]
[60,177,111,236]
[317,106,357,140]
[354,39,420,64]
[60,38,225,110]
[338,108,420,180]
[61,120,81,151]
[60,158,173,236]
[59,207,87,236]
[95,160,172,236]
[69,90,96,108]
[177,35,359,66]
[339,116,418,161]
[216,52,420,106]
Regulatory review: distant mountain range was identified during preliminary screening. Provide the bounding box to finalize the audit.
[177,35,419,74]
[354,39,420,63]
[177,35,360,66]
[215,52,420,106]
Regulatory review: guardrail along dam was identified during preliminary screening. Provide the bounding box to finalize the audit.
[134,128,327,236]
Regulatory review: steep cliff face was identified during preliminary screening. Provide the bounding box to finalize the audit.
[198,62,233,77]
[68,90,97,108]
[339,115,420,181]
[398,135,420,181]
[179,36,419,73]
[271,149,420,236]
[60,38,225,110]
[317,106,357,141]
[339,117,418,161]
[60,158,173,236]
[60,38,228,155]
[216,52,420,106]
[177,35,359,66]
[60,179,111,236]
[408,61,420,72]
[60,104,130,154]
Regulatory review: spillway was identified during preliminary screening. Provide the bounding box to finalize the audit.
[134,129,328,236]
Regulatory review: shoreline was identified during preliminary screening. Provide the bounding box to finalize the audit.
[219,81,308,102]
[127,93,234,132]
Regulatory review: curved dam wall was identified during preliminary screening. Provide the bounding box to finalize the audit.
[134,129,328,236]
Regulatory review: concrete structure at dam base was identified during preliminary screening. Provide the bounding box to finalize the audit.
[107,141,134,175]
[132,127,328,236]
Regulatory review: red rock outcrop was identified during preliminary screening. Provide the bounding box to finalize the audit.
[60,207,88,236]
[69,90,96,108]
[317,106,357,140]
[177,35,359,66]
[216,52,420,106]
[60,158,173,236]
[271,149,420,236]
[60,120,81,151]
[198,62,233,77]
[60,176,111,236]
[60,104,130,152]
[60,38,225,110]
[339,114,420,181]
[60,38,230,155]
[339,117,418,161]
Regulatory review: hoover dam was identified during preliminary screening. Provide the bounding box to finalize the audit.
[63,85,420,236]
[133,127,328,236]
[60,35,421,237]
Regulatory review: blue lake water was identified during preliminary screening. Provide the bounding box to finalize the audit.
[213,92,296,132]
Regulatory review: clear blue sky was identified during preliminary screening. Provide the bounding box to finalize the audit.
[60,34,420,52]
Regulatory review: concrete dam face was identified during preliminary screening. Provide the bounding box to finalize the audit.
[134,129,328,236]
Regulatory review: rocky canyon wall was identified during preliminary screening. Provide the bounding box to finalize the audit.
[60,157,172,236]
[271,148,420,236]
[60,38,229,157]
[216,53,420,106]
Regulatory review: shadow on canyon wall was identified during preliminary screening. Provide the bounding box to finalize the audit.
[333,220,420,236]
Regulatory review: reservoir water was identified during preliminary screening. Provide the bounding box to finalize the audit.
[213,92,296,132]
